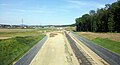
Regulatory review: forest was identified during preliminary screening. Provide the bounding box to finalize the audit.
[75,0,120,32]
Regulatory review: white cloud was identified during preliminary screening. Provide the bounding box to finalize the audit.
[68,0,88,6]
[20,9,43,13]
[0,3,9,6]
[12,9,44,13]
[65,0,105,9]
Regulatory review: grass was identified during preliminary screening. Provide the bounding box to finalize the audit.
[0,29,39,37]
[75,32,120,55]
[92,38,120,55]
[75,32,120,42]
[0,29,45,65]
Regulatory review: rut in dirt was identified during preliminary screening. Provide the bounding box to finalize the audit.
[65,32,92,65]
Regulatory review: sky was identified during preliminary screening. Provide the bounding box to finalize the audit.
[0,0,117,25]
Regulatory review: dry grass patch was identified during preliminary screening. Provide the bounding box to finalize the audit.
[76,32,120,42]
[76,32,120,55]
[0,29,38,38]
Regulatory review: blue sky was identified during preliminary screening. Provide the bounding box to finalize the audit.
[0,0,116,25]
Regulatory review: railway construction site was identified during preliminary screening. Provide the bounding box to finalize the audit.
[14,31,120,65]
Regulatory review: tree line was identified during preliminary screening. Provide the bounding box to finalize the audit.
[75,1,120,32]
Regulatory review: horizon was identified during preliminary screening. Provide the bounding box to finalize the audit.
[0,0,116,25]
[0,23,73,26]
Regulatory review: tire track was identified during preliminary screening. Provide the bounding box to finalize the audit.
[71,32,120,65]
[65,32,92,65]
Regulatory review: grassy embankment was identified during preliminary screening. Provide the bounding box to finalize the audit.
[0,29,45,65]
[75,32,120,55]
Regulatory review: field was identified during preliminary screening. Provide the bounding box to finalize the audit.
[76,32,120,55]
[0,29,43,39]
[0,29,45,65]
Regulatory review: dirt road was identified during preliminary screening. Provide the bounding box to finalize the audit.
[30,31,79,65]
[29,31,109,65]
[68,32,109,65]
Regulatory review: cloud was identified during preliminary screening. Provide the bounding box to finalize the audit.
[19,9,43,13]
[68,0,88,6]
[59,9,69,12]
[0,3,9,6]
[51,8,70,13]
[65,0,105,9]
[12,9,44,13]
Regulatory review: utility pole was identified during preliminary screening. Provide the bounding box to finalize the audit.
[22,18,23,28]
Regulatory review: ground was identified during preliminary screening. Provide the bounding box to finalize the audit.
[76,32,120,55]
[30,31,109,65]
[30,31,79,65]
[69,32,109,65]
[0,29,45,65]
[76,32,120,42]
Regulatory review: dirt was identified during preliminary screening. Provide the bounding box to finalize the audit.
[76,32,120,42]
[30,31,79,65]
[49,33,57,37]
[69,32,109,65]
[0,37,11,39]
[29,31,110,65]
[65,32,92,65]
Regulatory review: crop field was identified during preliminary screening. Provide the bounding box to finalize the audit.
[0,29,45,65]
[0,29,42,38]
[76,32,120,55]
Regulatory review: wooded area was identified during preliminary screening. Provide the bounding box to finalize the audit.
[75,1,120,32]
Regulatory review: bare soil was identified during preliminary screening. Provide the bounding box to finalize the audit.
[69,32,109,65]
[30,31,79,65]
[0,37,11,39]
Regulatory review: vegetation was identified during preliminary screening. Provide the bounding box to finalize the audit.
[75,32,120,55]
[92,38,120,55]
[0,29,38,37]
[75,1,120,32]
[0,29,45,65]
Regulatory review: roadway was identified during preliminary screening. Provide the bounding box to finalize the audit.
[70,32,120,65]
[30,31,79,65]
[14,36,48,65]
[14,31,120,65]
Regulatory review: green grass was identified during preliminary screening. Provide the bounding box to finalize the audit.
[0,28,58,65]
[92,38,120,55]
[0,34,45,65]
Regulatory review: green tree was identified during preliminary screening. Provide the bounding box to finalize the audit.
[108,14,115,32]
[75,1,120,32]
